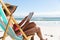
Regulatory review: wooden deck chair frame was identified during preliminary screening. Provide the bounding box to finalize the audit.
[0,15,23,40]
[0,0,32,40]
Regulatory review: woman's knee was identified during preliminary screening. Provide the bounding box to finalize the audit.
[24,22,36,31]
[29,22,36,27]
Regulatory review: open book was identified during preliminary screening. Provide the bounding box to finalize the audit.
[20,12,34,27]
[28,12,34,20]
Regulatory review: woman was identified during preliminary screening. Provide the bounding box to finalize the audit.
[2,3,46,40]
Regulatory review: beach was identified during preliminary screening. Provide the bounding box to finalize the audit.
[0,21,60,40]
[0,0,60,40]
[34,21,60,40]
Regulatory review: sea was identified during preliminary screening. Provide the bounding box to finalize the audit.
[14,17,60,26]
[15,17,60,21]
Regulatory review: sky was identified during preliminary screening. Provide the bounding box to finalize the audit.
[3,0,60,17]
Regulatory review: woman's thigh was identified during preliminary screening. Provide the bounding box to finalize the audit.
[22,22,36,31]
[24,27,37,36]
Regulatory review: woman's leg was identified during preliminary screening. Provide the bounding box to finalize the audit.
[22,22,36,31]
[19,21,35,40]
[19,22,44,40]
[20,22,36,40]
[31,35,34,40]
[36,27,44,40]
[23,22,44,40]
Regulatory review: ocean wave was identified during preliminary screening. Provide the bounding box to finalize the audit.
[14,17,60,21]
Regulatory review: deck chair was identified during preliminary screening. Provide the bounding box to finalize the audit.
[0,17,23,40]
[0,0,32,40]
[0,6,23,40]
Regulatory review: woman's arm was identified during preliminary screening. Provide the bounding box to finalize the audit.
[18,16,28,26]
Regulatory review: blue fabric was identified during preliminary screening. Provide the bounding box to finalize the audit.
[0,23,5,31]
[0,6,23,40]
